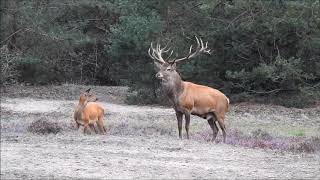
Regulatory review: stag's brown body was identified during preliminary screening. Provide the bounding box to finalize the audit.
[149,37,229,142]
[177,81,229,141]
[180,82,229,118]
[74,89,106,134]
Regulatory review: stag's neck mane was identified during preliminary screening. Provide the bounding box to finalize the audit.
[161,72,184,106]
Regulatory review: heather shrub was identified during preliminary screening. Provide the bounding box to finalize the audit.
[27,119,62,135]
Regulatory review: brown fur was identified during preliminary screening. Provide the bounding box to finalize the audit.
[180,82,229,116]
[179,82,229,142]
[149,37,229,142]
[155,63,229,142]
[74,89,106,134]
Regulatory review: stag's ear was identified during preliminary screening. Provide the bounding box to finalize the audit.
[170,62,176,70]
[85,88,91,93]
[153,61,162,70]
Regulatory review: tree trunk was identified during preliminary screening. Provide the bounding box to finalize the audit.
[8,0,18,51]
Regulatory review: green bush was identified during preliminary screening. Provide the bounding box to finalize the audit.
[274,92,316,108]
[1,0,319,107]
[226,56,314,94]
[0,45,20,85]
[126,88,157,105]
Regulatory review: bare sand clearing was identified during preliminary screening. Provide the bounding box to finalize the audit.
[1,86,320,179]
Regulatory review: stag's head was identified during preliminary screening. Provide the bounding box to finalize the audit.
[148,36,211,83]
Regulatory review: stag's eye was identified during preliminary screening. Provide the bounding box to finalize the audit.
[166,67,172,71]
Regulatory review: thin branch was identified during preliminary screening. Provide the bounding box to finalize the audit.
[0,28,25,44]
[225,10,249,30]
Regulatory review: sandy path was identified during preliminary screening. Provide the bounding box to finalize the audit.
[1,97,320,179]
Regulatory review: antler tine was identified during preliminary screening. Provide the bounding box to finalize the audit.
[149,43,157,61]
[148,44,155,60]
[149,42,157,59]
[162,40,171,51]
[195,36,200,50]
[200,37,204,49]
[148,48,153,59]
[189,45,193,54]
[150,42,155,51]
[204,41,211,54]
[163,47,171,53]
[166,50,174,61]
[148,41,167,64]
[173,36,211,63]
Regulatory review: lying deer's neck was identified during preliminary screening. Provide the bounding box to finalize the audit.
[161,73,184,106]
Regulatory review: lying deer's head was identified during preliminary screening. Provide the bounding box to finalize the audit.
[79,88,98,104]
[148,36,211,83]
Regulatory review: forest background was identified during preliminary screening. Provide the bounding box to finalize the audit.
[1,0,319,107]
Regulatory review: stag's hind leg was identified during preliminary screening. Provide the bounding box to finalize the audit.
[207,114,219,142]
[217,115,227,143]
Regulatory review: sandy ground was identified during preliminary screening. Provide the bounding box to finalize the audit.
[1,86,320,179]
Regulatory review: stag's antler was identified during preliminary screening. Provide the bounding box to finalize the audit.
[171,36,211,63]
[148,41,173,64]
[148,36,211,64]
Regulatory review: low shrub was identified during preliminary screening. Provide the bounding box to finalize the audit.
[195,128,319,153]
[273,93,316,108]
[251,129,273,141]
[27,119,62,135]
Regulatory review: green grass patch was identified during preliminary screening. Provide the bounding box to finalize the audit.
[288,129,305,137]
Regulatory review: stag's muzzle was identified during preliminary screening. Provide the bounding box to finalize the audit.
[155,72,163,79]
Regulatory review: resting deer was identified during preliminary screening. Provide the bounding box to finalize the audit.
[148,37,229,142]
[74,88,106,134]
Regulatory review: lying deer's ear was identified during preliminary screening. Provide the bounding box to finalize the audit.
[85,88,91,93]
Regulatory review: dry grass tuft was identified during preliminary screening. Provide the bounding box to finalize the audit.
[27,119,62,135]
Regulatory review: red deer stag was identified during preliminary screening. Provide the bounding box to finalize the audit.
[148,37,229,142]
[74,88,106,134]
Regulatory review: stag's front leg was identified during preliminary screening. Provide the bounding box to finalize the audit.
[175,111,183,139]
[185,113,191,139]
